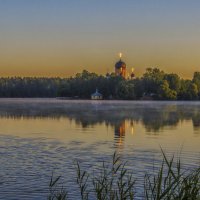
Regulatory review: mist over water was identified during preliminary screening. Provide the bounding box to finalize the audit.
[0,99,200,199]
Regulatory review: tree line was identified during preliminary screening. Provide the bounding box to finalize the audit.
[0,68,200,100]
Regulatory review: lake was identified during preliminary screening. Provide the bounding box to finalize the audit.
[0,99,200,199]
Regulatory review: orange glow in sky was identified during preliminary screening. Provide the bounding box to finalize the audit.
[1,1,200,78]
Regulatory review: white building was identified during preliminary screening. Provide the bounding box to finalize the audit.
[91,89,103,100]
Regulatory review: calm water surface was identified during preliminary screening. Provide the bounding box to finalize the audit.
[0,99,200,199]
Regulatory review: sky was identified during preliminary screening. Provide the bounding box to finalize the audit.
[0,0,200,78]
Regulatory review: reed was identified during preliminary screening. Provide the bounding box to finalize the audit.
[48,172,67,200]
[144,149,200,200]
[48,150,200,200]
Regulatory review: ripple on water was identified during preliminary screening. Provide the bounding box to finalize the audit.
[0,100,200,199]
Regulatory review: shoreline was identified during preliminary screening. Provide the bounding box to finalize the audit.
[0,97,199,103]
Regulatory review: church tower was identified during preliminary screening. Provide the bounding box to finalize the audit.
[115,53,126,78]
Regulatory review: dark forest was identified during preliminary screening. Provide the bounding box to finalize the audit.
[0,68,200,100]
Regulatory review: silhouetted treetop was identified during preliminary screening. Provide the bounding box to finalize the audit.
[0,68,200,100]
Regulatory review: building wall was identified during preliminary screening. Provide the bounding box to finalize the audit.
[91,95,103,100]
[115,67,126,79]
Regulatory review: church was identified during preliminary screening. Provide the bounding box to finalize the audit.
[108,53,135,79]
[115,53,127,78]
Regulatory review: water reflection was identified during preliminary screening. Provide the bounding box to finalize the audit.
[192,113,200,130]
[0,100,200,200]
[0,100,199,133]
[115,120,126,138]
[114,120,126,148]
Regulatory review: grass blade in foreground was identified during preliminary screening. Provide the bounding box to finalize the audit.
[48,151,200,200]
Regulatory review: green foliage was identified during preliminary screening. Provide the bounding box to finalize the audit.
[178,80,198,100]
[158,80,177,100]
[142,68,165,94]
[48,151,200,200]
[164,73,181,92]
[193,72,200,98]
[91,152,135,200]
[0,69,200,100]
[116,80,135,100]
[144,149,200,200]
[0,77,62,97]
[75,161,89,200]
[48,152,135,200]
[48,173,67,200]
[75,70,98,80]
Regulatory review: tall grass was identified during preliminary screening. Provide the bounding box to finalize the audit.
[144,149,200,200]
[48,172,67,200]
[48,150,200,200]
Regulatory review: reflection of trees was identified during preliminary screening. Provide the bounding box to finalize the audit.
[142,108,180,132]
[192,113,200,131]
[0,101,200,132]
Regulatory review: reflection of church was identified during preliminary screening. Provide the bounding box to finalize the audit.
[114,120,135,149]
[114,120,126,148]
[115,121,126,138]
